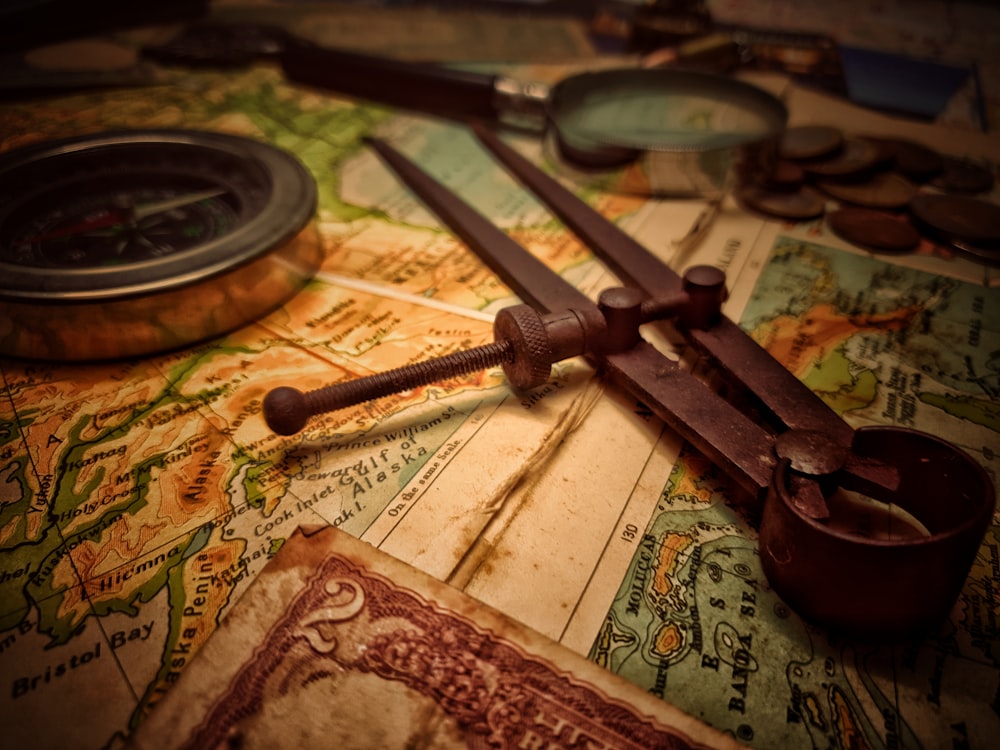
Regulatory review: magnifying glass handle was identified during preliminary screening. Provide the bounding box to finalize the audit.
[281,37,502,122]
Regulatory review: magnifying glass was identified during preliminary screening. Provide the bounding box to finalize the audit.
[280,38,787,197]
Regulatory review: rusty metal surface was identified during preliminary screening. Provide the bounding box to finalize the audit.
[761,426,995,637]
[274,130,995,637]
[603,342,776,496]
[472,123,856,446]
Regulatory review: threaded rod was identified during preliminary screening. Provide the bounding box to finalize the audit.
[264,340,514,435]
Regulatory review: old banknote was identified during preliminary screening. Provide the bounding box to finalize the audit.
[128,525,741,749]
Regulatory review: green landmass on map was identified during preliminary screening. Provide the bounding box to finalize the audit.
[0,60,611,748]
[919,391,1000,431]
[591,237,1000,749]
[801,347,879,415]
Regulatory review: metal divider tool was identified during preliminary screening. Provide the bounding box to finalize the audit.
[264,126,994,638]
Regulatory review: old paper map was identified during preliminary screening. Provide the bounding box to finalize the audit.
[1,59,999,750]
[0,63,704,748]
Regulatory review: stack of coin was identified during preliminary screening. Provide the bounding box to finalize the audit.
[735,124,999,265]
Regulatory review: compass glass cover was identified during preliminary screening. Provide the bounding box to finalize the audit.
[0,141,270,270]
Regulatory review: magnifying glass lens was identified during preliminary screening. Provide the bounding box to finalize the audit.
[566,88,777,150]
[549,70,787,179]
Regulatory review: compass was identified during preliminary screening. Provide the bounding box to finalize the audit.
[0,129,320,361]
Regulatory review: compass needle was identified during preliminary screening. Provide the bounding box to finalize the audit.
[20,210,129,243]
[133,187,230,220]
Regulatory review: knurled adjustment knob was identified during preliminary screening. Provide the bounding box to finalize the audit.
[493,304,553,390]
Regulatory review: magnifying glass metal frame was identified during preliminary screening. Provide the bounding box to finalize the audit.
[280,38,787,197]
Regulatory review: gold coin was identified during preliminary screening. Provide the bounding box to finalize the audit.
[764,160,806,191]
[910,194,1000,247]
[737,185,826,220]
[817,171,917,209]
[867,136,943,181]
[780,125,843,160]
[803,137,881,179]
[932,157,994,194]
[827,207,920,253]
